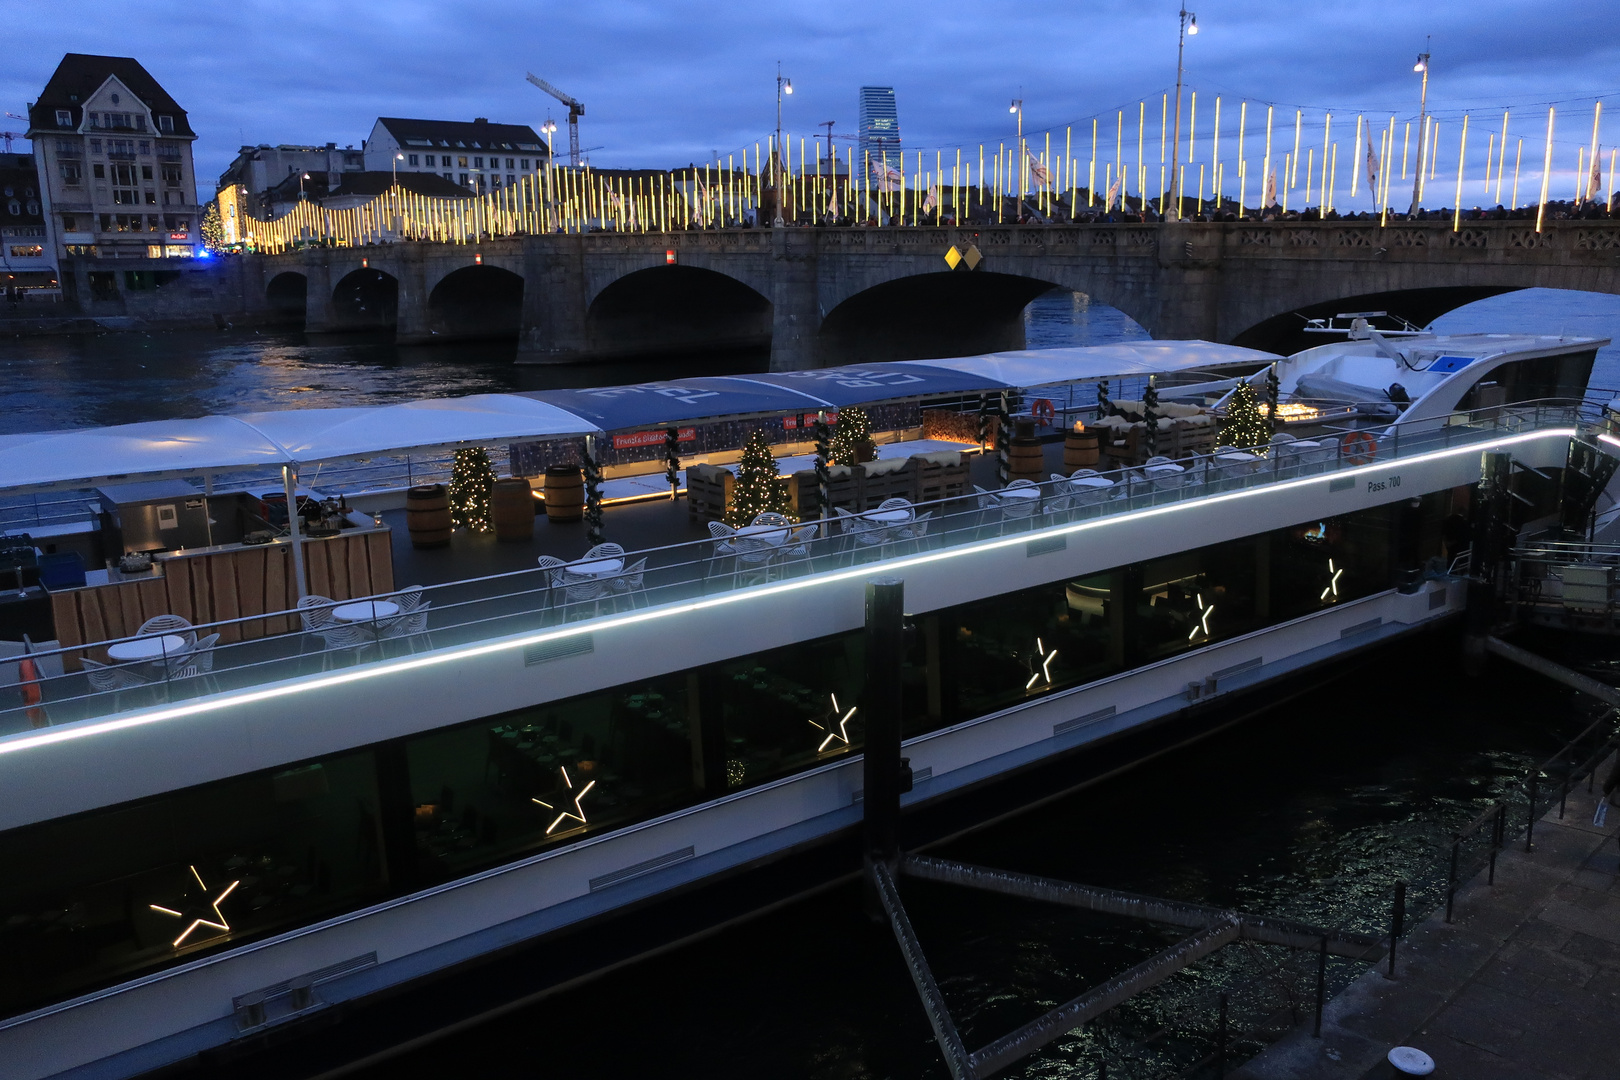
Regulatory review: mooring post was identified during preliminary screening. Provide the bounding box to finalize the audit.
[863,578,906,914]
[1526,771,1539,853]
[1313,934,1327,1038]
[1463,451,1514,675]
[1386,879,1405,978]
[1216,992,1228,1078]
[1445,840,1459,923]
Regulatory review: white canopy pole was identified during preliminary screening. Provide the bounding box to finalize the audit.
[282,465,308,602]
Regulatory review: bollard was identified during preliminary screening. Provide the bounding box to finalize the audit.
[1445,840,1459,923]
[1386,880,1405,978]
[1313,934,1327,1038]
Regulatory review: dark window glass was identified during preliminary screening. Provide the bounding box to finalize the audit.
[92,163,105,179]
[716,631,866,789]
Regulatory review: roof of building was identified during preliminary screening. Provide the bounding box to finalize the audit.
[0,154,46,228]
[329,171,473,199]
[375,117,548,155]
[26,53,195,138]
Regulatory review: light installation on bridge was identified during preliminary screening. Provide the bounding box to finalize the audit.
[231,88,1610,254]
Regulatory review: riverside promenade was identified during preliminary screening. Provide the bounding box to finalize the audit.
[1236,757,1620,1080]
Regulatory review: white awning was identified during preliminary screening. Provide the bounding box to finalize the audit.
[0,415,293,492]
[911,341,1280,388]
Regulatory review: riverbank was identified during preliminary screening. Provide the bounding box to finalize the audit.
[1236,755,1620,1080]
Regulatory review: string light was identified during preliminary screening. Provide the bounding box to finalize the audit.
[449,447,496,532]
[725,429,794,527]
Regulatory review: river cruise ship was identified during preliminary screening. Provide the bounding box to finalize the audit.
[0,330,1609,1079]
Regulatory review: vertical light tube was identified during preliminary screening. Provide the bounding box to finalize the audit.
[1452,114,1469,230]
[1495,112,1510,204]
[1291,110,1302,188]
[1536,108,1555,232]
[1089,119,1097,206]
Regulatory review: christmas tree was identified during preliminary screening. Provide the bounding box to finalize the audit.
[725,429,794,526]
[449,448,496,532]
[1220,380,1274,451]
[828,405,874,466]
[200,201,226,253]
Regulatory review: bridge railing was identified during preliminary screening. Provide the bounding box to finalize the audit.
[0,401,1587,735]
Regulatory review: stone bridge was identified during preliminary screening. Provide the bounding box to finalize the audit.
[84,220,1620,368]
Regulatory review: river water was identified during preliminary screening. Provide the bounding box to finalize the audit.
[6,288,1619,1077]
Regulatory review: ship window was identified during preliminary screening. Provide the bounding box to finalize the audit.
[0,749,385,1020]
[401,671,699,885]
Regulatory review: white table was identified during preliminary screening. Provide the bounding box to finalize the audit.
[1067,476,1115,490]
[107,634,187,663]
[995,487,1041,501]
[566,558,625,578]
[734,525,789,546]
[332,600,400,624]
[862,508,914,524]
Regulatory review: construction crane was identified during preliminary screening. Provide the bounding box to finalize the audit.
[525,73,584,167]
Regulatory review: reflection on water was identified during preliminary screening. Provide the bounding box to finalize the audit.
[5,286,1614,437]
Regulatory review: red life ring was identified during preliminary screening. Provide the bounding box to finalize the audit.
[1340,430,1377,465]
[19,655,45,729]
[1032,398,1056,426]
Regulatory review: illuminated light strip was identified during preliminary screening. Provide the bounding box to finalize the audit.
[1321,558,1344,600]
[148,866,239,948]
[0,428,1577,761]
[812,693,858,753]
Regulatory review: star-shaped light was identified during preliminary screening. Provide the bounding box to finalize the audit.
[150,865,239,948]
[1023,637,1059,689]
[1320,559,1344,601]
[532,766,596,835]
[809,693,858,753]
[1188,593,1216,642]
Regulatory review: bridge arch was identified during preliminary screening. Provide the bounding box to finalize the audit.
[328,267,399,333]
[1230,286,1524,355]
[586,265,772,362]
[427,264,525,341]
[265,271,307,326]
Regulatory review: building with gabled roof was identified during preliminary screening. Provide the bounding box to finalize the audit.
[23,53,201,263]
[364,117,550,195]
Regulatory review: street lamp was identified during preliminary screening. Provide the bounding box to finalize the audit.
[1408,38,1432,216]
[1168,7,1198,220]
[1010,96,1024,204]
[542,117,557,159]
[774,61,793,226]
[299,172,310,201]
[393,152,403,186]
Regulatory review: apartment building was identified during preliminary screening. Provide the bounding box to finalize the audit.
[0,153,58,294]
[24,53,201,261]
[217,143,366,219]
[363,117,549,194]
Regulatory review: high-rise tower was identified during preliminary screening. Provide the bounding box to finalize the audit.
[857,87,900,170]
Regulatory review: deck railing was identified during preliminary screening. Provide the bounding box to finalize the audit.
[0,400,1593,735]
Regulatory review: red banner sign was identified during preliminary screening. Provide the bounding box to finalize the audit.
[782,411,839,430]
[612,427,696,450]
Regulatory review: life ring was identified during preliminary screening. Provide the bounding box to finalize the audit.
[1340,430,1377,465]
[18,655,45,729]
[1031,398,1056,426]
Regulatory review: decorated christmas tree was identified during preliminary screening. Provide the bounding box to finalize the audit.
[725,429,794,526]
[828,405,874,466]
[448,447,496,532]
[1220,380,1274,451]
[200,201,226,254]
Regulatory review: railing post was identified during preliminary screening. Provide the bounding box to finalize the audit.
[1313,934,1327,1038]
[1386,879,1405,978]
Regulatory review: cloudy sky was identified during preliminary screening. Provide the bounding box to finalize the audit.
[7,0,1619,208]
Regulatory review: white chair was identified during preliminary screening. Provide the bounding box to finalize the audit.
[751,512,793,528]
[392,585,426,614]
[609,559,649,607]
[166,632,220,676]
[138,614,196,650]
[705,521,739,584]
[559,574,609,618]
[82,657,150,692]
[777,525,820,573]
[897,511,933,551]
[583,542,625,562]
[876,497,913,512]
[299,595,337,631]
[379,601,432,645]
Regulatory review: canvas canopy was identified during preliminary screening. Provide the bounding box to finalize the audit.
[915,341,1277,389]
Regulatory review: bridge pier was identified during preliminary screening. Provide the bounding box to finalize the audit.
[302,257,338,334]
[768,228,821,371]
[516,239,588,363]
[394,258,433,344]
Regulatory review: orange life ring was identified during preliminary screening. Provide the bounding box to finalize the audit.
[1031,398,1056,426]
[18,655,45,729]
[1340,430,1377,465]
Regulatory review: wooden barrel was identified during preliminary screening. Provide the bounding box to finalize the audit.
[1008,436,1045,480]
[1063,429,1100,470]
[406,484,452,548]
[492,478,535,542]
[544,465,584,522]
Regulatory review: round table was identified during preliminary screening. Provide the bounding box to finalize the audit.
[734,525,789,545]
[331,600,401,624]
[862,508,914,524]
[566,558,625,578]
[1067,476,1115,490]
[107,634,187,663]
[996,487,1041,501]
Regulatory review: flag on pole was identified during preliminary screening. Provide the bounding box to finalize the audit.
[922,185,939,214]
[1027,151,1053,190]
[827,190,840,219]
[1105,176,1120,210]
[1366,142,1380,189]
[870,158,902,192]
[1264,170,1278,208]
[1590,146,1603,205]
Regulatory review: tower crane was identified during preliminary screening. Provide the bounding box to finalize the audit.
[525,73,584,166]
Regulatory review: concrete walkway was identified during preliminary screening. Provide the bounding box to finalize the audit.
[1235,760,1620,1080]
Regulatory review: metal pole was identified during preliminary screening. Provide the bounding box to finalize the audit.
[1526,770,1539,852]
[282,465,308,601]
[863,578,906,869]
[1386,879,1405,977]
[1216,991,1228,1078]
[1313,935,1327,1038]
[1445,840,1459,923]
[1168,9,1194,221]
[1409,39,1431,216]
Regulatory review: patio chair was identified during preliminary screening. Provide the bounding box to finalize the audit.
[299,595,337,631]
[166,632,219,676]
[82,657,150,692]
[609,559,649,608]
[733,538,778,586]
[138,614,197,650]
[896,511,933,551]
[876,497,913,512]
[392,585,426,614]
[777,525,820,574]
[750,512,793,528]
[583,542,626,563]
[559,574,609,619]
[705,521,739,584]
[379,601,432,646]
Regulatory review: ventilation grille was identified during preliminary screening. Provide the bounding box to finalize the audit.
[1055,705,1116,736]
[588,846,695,892]
[1027,535,1067,557]
[524,634,594,666]
[1329,476,1355,492]
[1341,617,1383,639]
[1428,589,1448,610]
[1212,656,1262,680]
